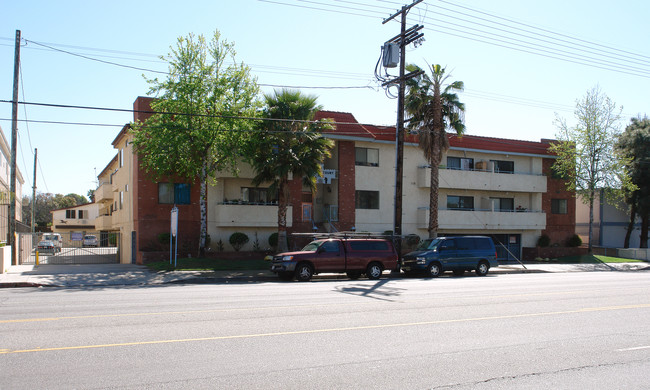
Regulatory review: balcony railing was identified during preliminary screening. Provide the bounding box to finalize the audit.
[95,182,113,203]
[95,214,113,230]
[417,166,547,193]
[214,203,292,227]
[417,207,546,231]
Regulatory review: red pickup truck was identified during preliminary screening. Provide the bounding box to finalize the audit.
[270,238,399,281]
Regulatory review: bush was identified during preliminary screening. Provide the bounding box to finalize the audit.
[229,232,249,252]
[566,234,582,247]
[537,234,551,247]
[268,233,278,248]
[158,233,171,244]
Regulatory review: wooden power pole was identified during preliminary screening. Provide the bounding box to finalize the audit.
[10,30,21,265]
[382,2,424,260]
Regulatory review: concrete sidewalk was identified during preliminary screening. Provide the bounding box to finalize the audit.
[1,262,649,288]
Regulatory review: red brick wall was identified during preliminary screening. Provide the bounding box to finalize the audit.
[337,141,356,231]
[132,97,201,264]
[541,158,576,245]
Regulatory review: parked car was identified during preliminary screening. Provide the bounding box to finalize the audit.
[401,236,498,277]
[83,235,98,247]
[271,237,398,281]
[42,233,62,253]
[37,240,56,255]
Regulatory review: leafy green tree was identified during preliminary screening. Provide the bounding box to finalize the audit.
[616,116,650,248]
[405,63,465,238]
[550,86,635,252]
[131,30,260,256]
[248,90,334,252]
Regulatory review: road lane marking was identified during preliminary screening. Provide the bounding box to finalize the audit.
[3,286,648,324]
[617,346,650,352]
[2,303,650,355]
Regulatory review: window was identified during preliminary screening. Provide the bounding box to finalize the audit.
[551,199,568,214]
[447,195,474,210]
[119,192,124,210]
[66,210,76,219]
[119,149,124,168]
[241,187,277,203]
[491,160,514,173]
[447,157,474,170]
[349,241,390,251]
[355,147,379,167]
[355,190,379,209]
[491,197,514,211]
[158,183,191,205]
[78,210,87,219]
[320,241,341,253]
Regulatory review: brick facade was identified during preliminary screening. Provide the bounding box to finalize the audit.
[541,157,576,245]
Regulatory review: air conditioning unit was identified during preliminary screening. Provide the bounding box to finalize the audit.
[382,42,399,68]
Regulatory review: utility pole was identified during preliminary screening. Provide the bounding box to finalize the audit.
[32,148,37,234]
[381,2,424,260]
[10,30,21,265]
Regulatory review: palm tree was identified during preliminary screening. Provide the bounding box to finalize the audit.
[249,89,334,252]
[405,64,466,238]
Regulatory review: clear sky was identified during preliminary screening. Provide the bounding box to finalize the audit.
[1,0,649,198]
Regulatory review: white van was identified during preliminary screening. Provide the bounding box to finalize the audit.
[42,233,62,253]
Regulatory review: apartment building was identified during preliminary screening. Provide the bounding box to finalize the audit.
[0,125,24,241]
[95,96,574,264]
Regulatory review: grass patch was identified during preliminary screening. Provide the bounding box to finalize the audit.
[537,255,644,264]
[146,257,270,272]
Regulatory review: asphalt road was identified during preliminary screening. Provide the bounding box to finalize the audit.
[1,271,650,389]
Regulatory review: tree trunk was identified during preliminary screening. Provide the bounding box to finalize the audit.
[277,177,289,253]
[641,214,649,249]
[428,156,440,239]
[624,200,637,249]
[198,162,207,257]
[588,190,595,253]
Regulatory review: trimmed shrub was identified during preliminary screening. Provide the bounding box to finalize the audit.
[566,234,582,247]
[229,232,249,252]
[537,234,551,247]
[268,233,278,248]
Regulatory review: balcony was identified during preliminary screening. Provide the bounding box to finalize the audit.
[95,214,113,230]
[417,208,546,231]
[95,183,113,203]
[417,166,547,193]
[214,204,292,227]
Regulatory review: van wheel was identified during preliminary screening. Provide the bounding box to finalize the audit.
[346,271,362,280]
[475,261,489,276]
[427,263,441,278]
[295,264,313,282]
[366,263,383,280]
[453,270,464,276]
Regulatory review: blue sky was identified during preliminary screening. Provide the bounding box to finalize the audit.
[1,0,649,197]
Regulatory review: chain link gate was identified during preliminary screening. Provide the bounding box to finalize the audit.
[18,232,120,265]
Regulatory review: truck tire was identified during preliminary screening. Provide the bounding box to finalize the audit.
[366,262,383,280]
[295,263,313,282]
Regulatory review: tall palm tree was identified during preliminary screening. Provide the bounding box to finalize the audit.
[250,89,334,252]
[405,64,466,238]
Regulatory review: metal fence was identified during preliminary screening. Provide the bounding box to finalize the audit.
[18,232,120,265]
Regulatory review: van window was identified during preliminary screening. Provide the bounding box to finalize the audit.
[349,241,389,251]
[475,238,493,250]
[456,238,474,250]
[440,239,456,251]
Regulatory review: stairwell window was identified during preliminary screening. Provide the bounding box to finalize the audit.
[551,199,568,214]
[159,183,191,205]
[355,147,379,167]
[355,190,379,209]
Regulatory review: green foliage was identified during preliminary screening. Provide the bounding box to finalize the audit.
[247,89,334,252]
[158,232,171,244]
[216,239,225,252]
[566,234,583,247]
[229,232,250,252]
[22,192,89,226]
[537,234,551,247]
[130,30,260,255]
[405,63,465,238]
[268,233,278,248]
